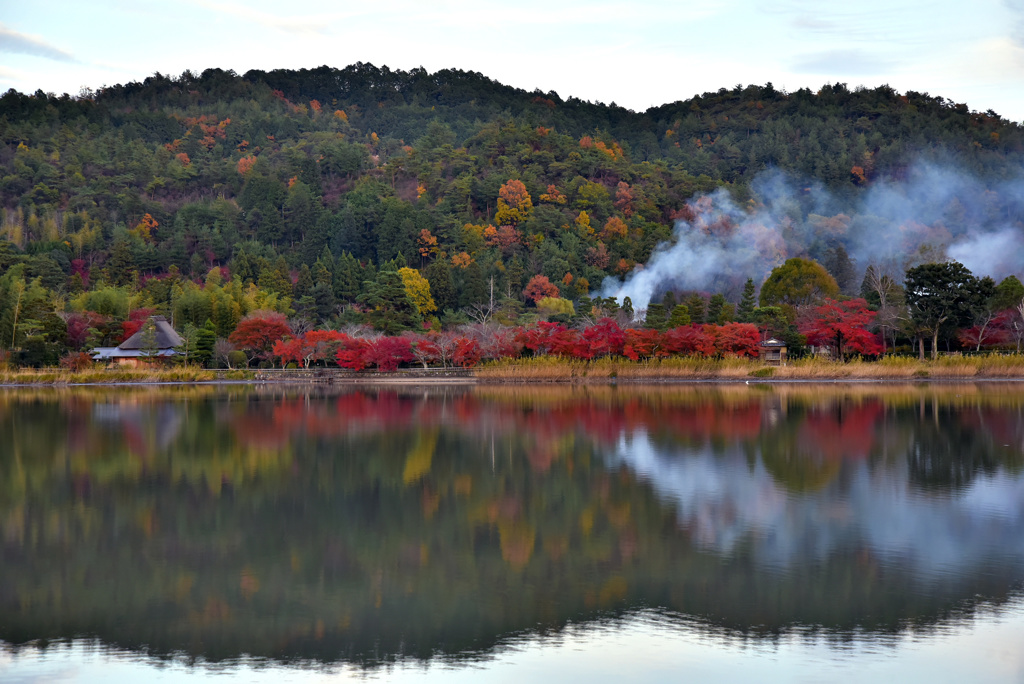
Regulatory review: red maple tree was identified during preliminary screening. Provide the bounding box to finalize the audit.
[798,298,882,357]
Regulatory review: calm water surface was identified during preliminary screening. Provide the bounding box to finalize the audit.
[1,383,1023,682]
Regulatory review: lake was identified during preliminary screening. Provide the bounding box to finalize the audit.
[1,383,1023,683]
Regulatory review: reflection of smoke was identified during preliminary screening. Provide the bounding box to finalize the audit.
[608,432,1024,581]
[601,163,1024,311]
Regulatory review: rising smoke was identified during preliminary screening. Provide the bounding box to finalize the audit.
[600,163,1024,312]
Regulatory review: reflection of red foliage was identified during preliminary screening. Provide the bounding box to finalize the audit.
[797,402,883,460]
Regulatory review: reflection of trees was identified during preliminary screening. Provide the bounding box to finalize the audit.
[906,403,1011,492]
[0,386,1023,666]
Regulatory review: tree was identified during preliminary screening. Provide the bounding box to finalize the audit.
[523,274,559,304]
[229,311,293,365]
[860,264,904,353]
[667,304,691,328]
[737,278,756,322]
[398,267,437,317]
[904,261,981,360]
[644,302,668,330]
[495,179,533,227]
[798,298,882,359]
[960,276,998,351]
[759,258,840,313]
[684,293,706,324]
[822,244,858,295]
[993,276,1024,352]
[707,293,727,324]
[425,259,456,312]
[359,270,420,334]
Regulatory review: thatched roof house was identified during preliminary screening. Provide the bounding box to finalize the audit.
[93,316,183,366]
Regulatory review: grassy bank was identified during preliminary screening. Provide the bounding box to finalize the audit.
[474,355,1024,382]
[0,367,250,385]
[3,355,1024,386]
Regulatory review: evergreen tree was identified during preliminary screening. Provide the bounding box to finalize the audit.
[425,259,457,312]
[459,261,488,308]
[195,320,216,367]
[506,256,525,299]
[738,278,757,322]
[335,251,363,302]
[667,304,691,328]
[293,264,314,299]
[685,293,706,324]
[644,303,668,330]
[359,270,420,334]
[707,293,727,324]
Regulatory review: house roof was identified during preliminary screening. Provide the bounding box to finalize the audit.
[118,316,184,350]
[760,338,787,347]
[92,347,177,360]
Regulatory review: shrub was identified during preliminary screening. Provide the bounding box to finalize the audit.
[59,351,94,371]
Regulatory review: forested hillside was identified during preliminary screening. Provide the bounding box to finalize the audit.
[1,63,1023,366]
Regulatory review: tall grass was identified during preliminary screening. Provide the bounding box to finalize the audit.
[476,355,1024,382]
[0,366,221,385]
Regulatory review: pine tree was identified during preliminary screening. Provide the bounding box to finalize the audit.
[506,256,525,298]
[293,264,314,299]
[707,293,727,324]
[359,270,420,334]
[685,293,706,324]
[426,259,456,312]
[667,304,691,328]
[644,302,668,330]
[334,251,363,302]
[459,261,487,308]
[738,278,756,322]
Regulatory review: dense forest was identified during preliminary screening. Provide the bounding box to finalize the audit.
[2,64,1024,366]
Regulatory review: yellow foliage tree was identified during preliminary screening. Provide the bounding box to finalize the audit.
[574,211,593,236]
[398,267,437,315]
[494,179,533,227]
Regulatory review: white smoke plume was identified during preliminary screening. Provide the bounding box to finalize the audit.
[600,163,1024,311]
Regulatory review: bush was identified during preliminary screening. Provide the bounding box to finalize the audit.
[227,350,248,369]
[59,351,94,371]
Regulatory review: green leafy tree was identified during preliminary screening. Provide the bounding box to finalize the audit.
[760,258,840,315]
[904,261,981,360]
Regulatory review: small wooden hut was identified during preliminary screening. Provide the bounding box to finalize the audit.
[758,338,787,366]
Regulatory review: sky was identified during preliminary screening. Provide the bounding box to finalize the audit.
[2,0,1024,121]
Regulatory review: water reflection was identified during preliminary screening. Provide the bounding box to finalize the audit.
[0,384,1023,669]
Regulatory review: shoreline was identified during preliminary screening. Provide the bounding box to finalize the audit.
[3,356,1024,387]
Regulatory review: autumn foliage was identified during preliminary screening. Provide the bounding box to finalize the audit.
[798,298,882,357]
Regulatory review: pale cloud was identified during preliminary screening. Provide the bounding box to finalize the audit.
[1005,0,1024,46]
[791,49,896,76]
[0,22,77,62]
